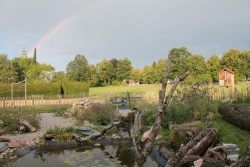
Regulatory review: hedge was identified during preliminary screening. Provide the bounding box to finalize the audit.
[62,82,89,94]
[0,82,89,97]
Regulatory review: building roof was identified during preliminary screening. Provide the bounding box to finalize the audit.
[221,68,235,74]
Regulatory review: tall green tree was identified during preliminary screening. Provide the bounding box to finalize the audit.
[98,59,114,86]
[239,50,250,80]
[155,59,167,83]
[89,64,99,86]
[116,58,132,82]
[12,57,33,82]
[33,47,37,64]
[169,47,191,79]
[52,71,67,83]
[188,54,207,76]
[207,54,221,81]
[129,68,142,83]
[220,49,244,81]
[0,54,16,83]
[26,63,55,83]
[141,65,156,84]
[66,54,90,82]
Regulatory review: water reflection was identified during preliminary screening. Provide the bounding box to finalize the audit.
[4,143,157,167]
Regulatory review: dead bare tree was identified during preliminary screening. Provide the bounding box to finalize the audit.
[133,50,189,167]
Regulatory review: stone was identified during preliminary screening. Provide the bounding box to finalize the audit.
[0,142,8,153]
[8,140,26,148]
[223,143,240,162]
[76,126,100,136]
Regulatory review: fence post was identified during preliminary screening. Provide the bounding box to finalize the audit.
[58,95,61,109]
[32,97,35,109]
[3,97,5,109]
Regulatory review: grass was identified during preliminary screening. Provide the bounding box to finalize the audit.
[208,102,250,155]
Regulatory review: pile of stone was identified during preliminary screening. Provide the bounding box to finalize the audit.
[66,99,94,115]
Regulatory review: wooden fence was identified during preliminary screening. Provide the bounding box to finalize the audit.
[0,93,86,109]
[0,86,249,109]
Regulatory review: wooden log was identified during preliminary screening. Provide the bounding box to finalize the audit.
[0,137,11,142]
[166,124,217,167]
[18,119,36,132]
[18,125,26,134]
[218,104,250,131]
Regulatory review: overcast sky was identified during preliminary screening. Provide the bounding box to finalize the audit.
[0,0,250,71]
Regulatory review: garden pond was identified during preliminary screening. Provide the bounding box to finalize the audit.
[4,142,160,167]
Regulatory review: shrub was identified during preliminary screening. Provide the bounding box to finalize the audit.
[167,84,212,124]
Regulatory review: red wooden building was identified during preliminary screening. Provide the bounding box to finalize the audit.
[219,68,235,87]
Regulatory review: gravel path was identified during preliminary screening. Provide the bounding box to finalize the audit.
[2,113,77,144]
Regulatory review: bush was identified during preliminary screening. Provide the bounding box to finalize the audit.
[167,84,212,124]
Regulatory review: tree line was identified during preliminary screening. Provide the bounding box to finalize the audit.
[0,47,250,86]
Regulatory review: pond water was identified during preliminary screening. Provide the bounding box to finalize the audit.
[4,143,158,167]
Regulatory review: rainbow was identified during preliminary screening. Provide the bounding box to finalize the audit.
[27,0,105,57]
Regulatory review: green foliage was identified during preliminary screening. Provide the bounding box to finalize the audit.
[98,59,115,86]
[129,68,142,83]
[74,103,115,126]
[95,112,110,125]
[141,65,156,84]
[142,110,156,126]
[0,83,11,97]
[62,82,89,94]
[0,54,16,83]
[207,55,221,81]
[116,58,132,81]
[112,80,120,86]
[66,54,90,82]
[167,85,211,123]
[135,102,157,126]
[28,82,61,95]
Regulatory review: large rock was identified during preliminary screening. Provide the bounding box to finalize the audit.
[76,126,101,136]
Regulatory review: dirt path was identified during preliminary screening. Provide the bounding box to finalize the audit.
[2,113,77,144]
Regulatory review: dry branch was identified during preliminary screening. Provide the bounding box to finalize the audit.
[71,121,121,142]
[133,50,189,167]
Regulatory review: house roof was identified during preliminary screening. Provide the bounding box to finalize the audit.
[221,68,235,74]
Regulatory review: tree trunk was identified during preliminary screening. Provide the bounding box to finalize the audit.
[18,119,36,132]
[218,104,250,131]
[133,50,189,167]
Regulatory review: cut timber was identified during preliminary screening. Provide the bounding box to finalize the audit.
[18,119,36,133]
[218,104,250,131]
[166,124,217,167]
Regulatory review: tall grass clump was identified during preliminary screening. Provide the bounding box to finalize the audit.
[74,103,116,126]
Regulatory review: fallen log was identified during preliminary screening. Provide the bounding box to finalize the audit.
[218,104,250,131]
[166,124,217,167]
[18,119,36,133]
